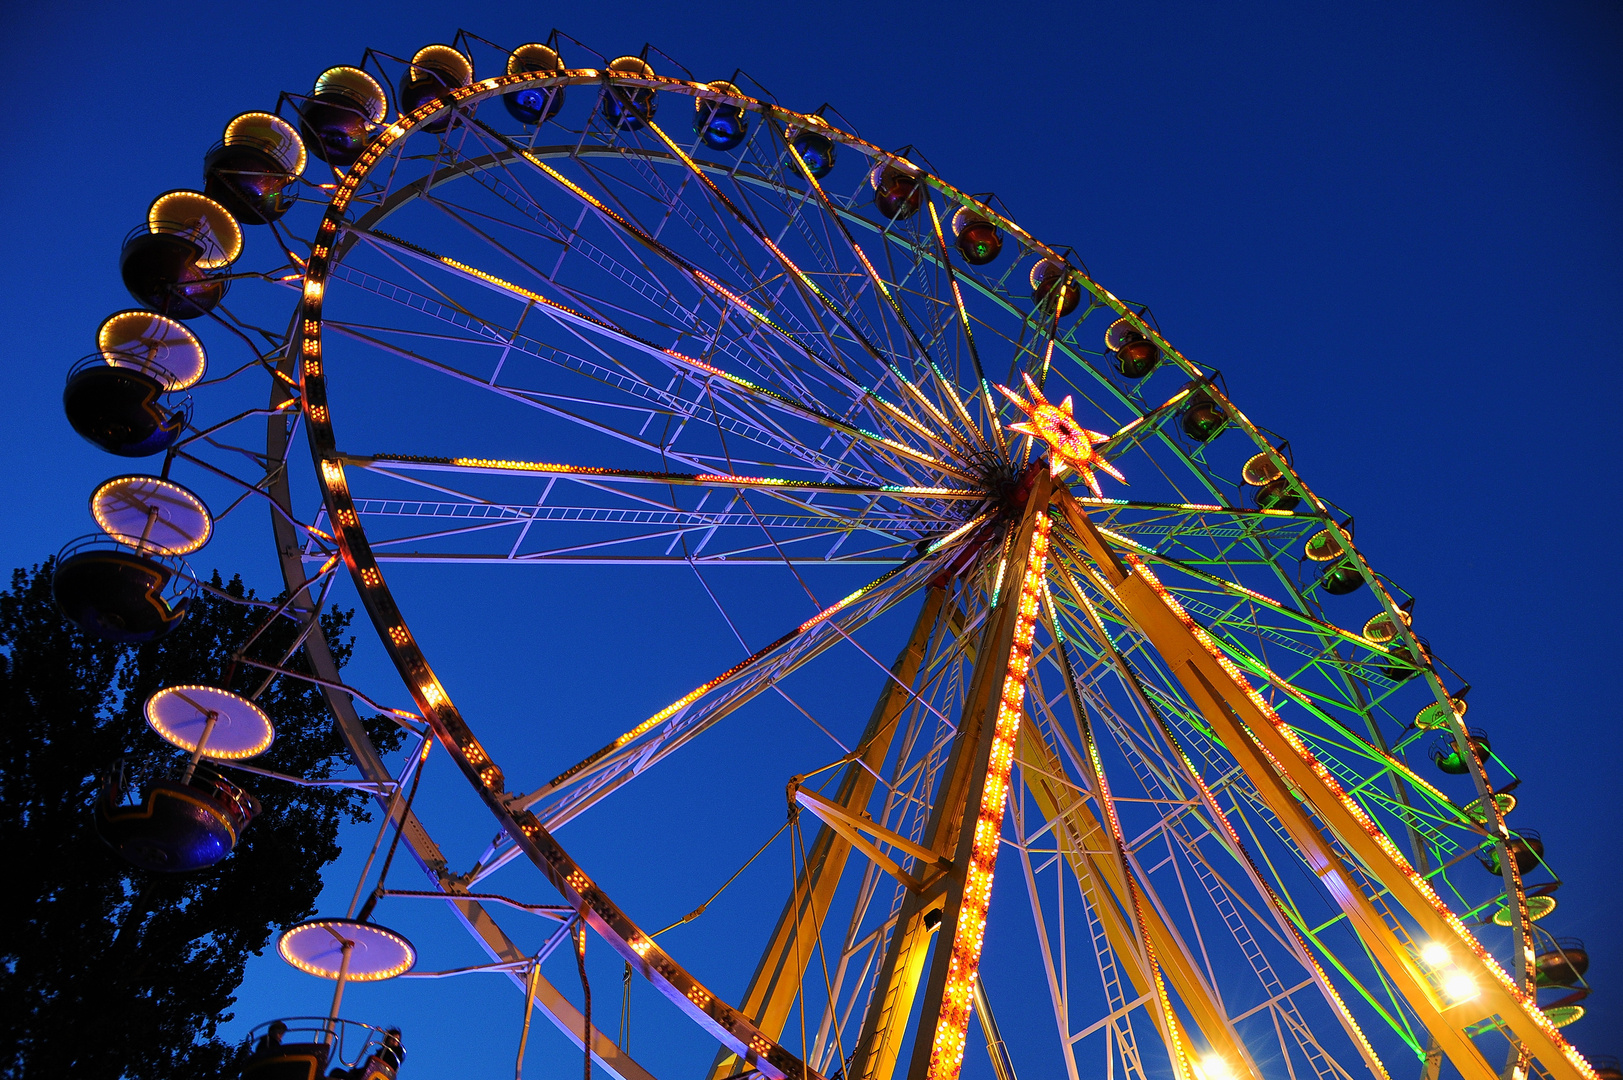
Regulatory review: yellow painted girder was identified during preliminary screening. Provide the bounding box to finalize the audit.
[1056,490,1595,1080]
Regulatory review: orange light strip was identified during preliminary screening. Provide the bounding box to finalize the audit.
[1125,553,1598,1079]
[926,511,1050,1080]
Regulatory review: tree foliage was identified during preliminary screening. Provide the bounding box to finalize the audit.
[0,561,405,1079]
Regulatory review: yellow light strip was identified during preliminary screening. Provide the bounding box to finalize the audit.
[926,511,1050,1080]
[351,453,980,500]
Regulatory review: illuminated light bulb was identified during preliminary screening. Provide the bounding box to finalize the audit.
[1442,970,1478,1002]
[1419,941,1450,967]
[1201,1054,1234,1080]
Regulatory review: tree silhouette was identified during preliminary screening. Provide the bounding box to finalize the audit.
[0,561,405,1079]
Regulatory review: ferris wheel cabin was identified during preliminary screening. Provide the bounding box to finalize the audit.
[1105,316,1162,380]
[503,44,565,125]
[240,1018,404,1080]
[1030,259,1081,317]
[601,55,657,129]
[1430,728,1492,774]
[1479,829,1544,876]
[871,162,924,220]
[120,191,240,319]
[694,80,748,150]
[52,536,191,643]
[299,67,387,168]
[64,355,188,457]
[788,116,837,178]
[952,206,1004,266]
[1534,938,1590,989]
[399,45,473,133]
[95,758,261,872]
[64,311,207,457]
[204,112,307,225]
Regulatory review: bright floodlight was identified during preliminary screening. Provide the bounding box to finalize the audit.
[1443,970,1479,1002]
[1201,1054,1234,1080]
[1419,940,1451,967]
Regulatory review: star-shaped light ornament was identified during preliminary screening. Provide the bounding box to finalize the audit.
[999,374,1126,497]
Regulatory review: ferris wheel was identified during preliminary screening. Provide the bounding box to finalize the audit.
[54,28,1615,1080]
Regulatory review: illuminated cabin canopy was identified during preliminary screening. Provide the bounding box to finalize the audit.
[315,66,388,120]
[145,684,275,760]
[400,44,475,132]
[1414,696,1467,730]
[279,918,416,981]
[1362,607,1412,643]
[98,310,206,390]
[1493,892,1556,926]
[224,112,307,175]
[146,190,242,268]
[407,44,473,89]
[91,475,213,556]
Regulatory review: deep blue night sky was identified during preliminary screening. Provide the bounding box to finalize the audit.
[5,1,1620,1076]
